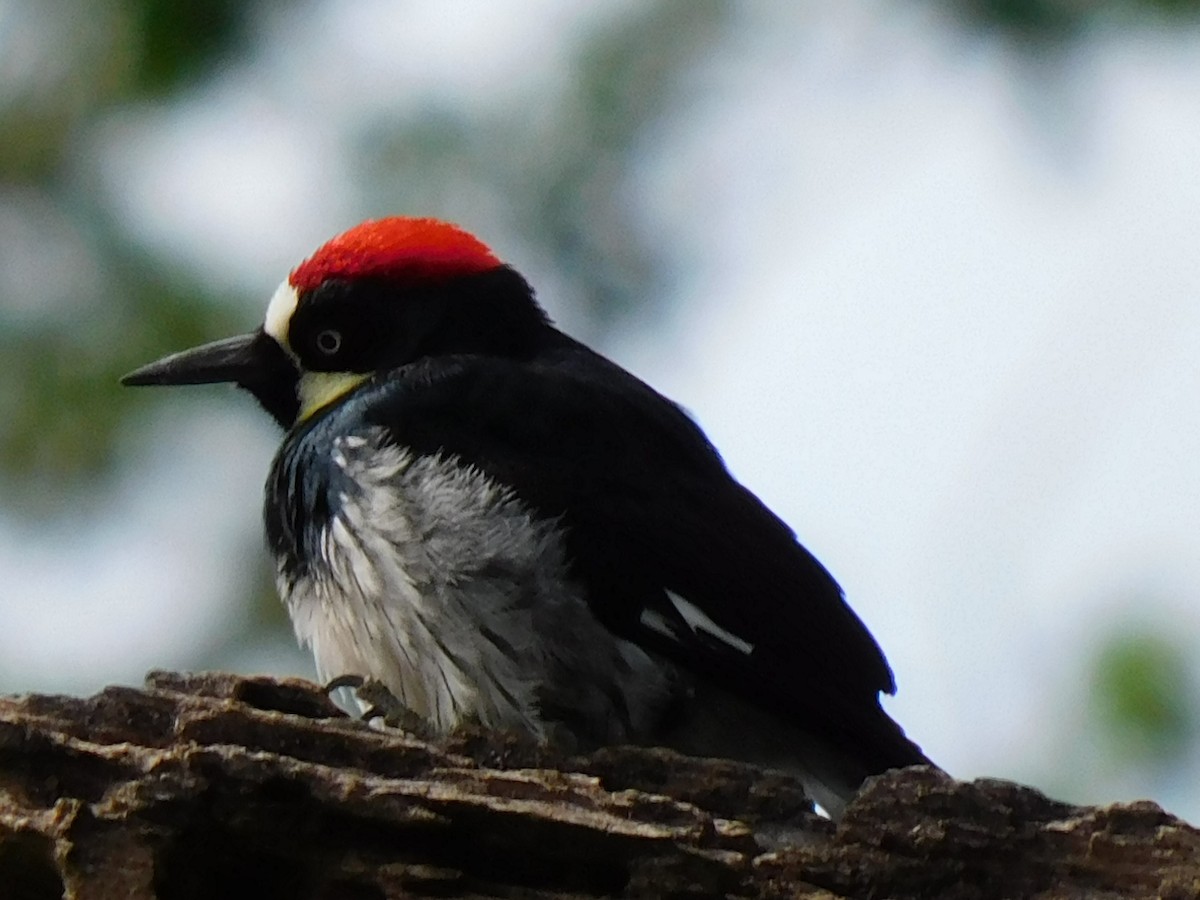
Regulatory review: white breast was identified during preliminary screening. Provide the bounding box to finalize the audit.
[277,428,676,741]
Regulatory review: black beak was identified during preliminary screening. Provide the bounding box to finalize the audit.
[122,330,300,428]
[122,332,273,386]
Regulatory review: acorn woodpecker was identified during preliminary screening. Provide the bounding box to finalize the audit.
[122,217,932,817]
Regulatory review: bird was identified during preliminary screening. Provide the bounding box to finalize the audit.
[122,216,932,817]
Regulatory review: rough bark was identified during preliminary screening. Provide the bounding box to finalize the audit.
[0,672,1195,899]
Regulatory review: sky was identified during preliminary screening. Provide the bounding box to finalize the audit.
[1,0,1197,819]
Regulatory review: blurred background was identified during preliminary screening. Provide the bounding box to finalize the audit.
[1,0,1198,819]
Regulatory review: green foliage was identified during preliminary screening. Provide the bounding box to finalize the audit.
[125,0,256,94]
[958,0,1084,41]
[1089,629,1196,765]
[0,0,263,503]
[952,0,1200,44]
[0,251,243,511]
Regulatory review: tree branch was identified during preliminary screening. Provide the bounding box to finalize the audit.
[0,672,1195,898]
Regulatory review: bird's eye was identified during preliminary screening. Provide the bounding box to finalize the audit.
[315,329,342,355]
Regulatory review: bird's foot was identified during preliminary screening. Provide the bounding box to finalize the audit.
[324,673,365,694]
[323,674,432,738]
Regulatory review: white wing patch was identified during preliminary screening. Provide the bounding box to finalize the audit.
[667,591,755,655]
[638,608,676,640]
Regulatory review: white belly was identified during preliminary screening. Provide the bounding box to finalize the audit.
[278,429,676,741]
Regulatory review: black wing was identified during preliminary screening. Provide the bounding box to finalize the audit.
[356,335,926,770]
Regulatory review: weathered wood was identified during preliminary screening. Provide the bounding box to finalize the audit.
[0,672,1195,899]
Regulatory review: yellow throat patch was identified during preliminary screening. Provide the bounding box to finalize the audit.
[297,371,370,422]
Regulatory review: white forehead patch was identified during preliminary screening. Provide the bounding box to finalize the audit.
[264,281,299,347]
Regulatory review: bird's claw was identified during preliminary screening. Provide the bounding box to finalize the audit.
[324,673,365,693]
[324,673,432,738]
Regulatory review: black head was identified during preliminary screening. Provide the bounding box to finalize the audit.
[122,217,551,427]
